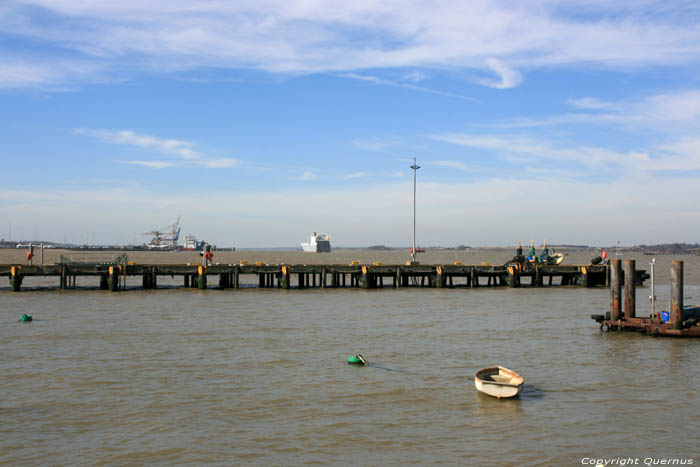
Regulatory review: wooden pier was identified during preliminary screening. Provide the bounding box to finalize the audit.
[592,259,700,337]
[1,261,649,292]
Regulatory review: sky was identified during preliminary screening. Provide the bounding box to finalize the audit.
[1,1,700,248]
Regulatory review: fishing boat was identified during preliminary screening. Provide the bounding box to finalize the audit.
[474,366,524,399]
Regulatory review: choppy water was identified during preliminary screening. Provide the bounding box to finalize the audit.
[2,250,700,465]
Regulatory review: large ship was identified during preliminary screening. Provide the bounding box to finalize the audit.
[181,234,204,251]
[301,232,331,253]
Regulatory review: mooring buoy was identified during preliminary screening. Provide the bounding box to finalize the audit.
[348,354,366,365]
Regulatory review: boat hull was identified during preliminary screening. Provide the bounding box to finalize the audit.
[474,366,524,399]
[301,240,331,252]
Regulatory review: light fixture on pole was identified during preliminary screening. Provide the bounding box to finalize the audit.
[410,157,420,263]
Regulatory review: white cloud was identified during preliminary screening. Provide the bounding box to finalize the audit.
[479,58,522,89]
[122,160,177,169]
[339,73,475,101]
[568,97,616,110]
[2,176,700,247]
[6,1,700,89]
[291,170,317,181]
[344,171,369,179]
[201,158,239,169]
[402,71,428,82]
[352,137,402,152]
[432,160,468,171]
[75,128,239,169]
[430,132,655,173]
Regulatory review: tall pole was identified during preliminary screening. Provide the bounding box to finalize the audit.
[410,158,420,263]
[650,258,656,319]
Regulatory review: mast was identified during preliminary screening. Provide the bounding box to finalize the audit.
[410,158,421,262]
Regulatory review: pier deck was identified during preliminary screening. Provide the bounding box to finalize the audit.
[2,262,648,292]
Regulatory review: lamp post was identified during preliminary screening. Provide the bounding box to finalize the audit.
[410,158,420,263]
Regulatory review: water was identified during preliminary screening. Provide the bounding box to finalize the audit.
[2,250,700,465]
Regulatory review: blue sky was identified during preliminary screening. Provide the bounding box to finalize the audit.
[2,1,700,247]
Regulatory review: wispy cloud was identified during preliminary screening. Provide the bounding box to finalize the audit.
[478,58,522,89]
[568,97,616,110]
[352,137,402,152]
[343,171,369,179]
[430,132,653,173]
[75,128,239,169]
[4,176,700,247]
[339,73,476,101]
[6,2,698,90]
[291,171,317,181]
[432,160,468,171]
[121,160,177,169]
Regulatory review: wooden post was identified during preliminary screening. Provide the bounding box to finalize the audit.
[100,274,108,290]
[471,268,478,287]
[108,266,120,291]
[184,274,190,288]
[198,266,207,289]
[610,259,622,321]
[507,265,519,288]
[361,266,369,289]
[623,260,636,318]
[580,266,589,288]
[435,266,444,288]
[670,260,683,330]
[234,267,240,289]
[280,266,290,289]
[10,266,22,292]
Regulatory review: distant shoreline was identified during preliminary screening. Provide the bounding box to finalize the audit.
[1,243,698,254]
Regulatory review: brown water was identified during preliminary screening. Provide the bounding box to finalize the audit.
[2,249,699,465]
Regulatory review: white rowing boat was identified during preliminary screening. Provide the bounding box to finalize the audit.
[474,366,524,399]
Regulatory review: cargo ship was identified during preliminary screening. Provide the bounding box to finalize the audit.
[301,232,331,253]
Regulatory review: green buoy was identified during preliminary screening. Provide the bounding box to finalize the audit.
[348,354,366,365]
[19,314,32,322]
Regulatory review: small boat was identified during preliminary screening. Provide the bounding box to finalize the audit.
[548,252,564,265]
[474,366,524,399]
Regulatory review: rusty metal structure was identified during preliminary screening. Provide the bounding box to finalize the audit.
[592,259,700,337]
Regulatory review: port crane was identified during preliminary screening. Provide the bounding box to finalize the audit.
[143,216,181,250]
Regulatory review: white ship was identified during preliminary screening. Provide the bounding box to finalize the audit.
[181,234,202,251]
[301,232,331,253]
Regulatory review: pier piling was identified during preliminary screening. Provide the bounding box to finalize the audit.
[10,266,22,292]
[623,260,636,318]
[108,266,119,291]
[198,266,207,289]
[610,259,622,321]
[670,261,683,330]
